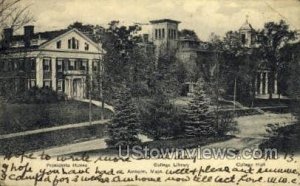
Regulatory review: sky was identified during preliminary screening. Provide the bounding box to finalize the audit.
[21,0,300,41]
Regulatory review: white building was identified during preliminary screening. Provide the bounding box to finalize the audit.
[0,26,104,99]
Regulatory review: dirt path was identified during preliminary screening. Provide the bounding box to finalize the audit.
[203,113,296,150]
[0,119,110,140]
[30,113,296,156]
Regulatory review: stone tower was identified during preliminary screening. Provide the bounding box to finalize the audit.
[149,19,180,56]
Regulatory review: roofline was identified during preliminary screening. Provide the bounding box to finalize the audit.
[39,28,102,51]
[149,19,181,24]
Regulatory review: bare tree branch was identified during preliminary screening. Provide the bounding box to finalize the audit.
[0,0,34,32]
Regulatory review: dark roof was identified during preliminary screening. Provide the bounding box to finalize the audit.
[149,19,181,24]
[11,29,69,42]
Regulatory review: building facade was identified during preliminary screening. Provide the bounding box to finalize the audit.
[0,26,104,99]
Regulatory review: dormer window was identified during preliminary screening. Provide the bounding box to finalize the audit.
[84,43,89,51]
[68,37,79,49]
[56,40,61,49]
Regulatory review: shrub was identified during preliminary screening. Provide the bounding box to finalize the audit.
[216,111,238,136]
[138,93,184,140]
[9,86,65,104]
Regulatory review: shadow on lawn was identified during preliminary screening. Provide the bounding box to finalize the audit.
[74,135,234,157]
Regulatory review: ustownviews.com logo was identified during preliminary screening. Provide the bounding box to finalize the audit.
[118,146,278,161]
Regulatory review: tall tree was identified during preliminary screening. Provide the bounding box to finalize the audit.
[218,31,260,105]
[183,78,217,137]
[257,20,296,99]
[286,42,300,118]
[139,90,183,140]
[105,86,141,148]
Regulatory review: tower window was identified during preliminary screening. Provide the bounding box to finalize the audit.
[241,34,246,44]
[158,29,161,39]
[162,29,165,38]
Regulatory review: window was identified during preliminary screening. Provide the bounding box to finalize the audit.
[241,34,246,44]
[43,58,51,72]
[99,62,104,72]
[81,60,88,71]
[30,58,36,71]
[158,29,161,39]
[174,30,177,39]
[0,60,3,71]
[7,60,13,71]
[19,59,25,71]
[69,59,75,70]
[56,40,61,49]
[84,43,89,51]
[56,59,63,72]
[13,60,18,71]
[143,34,149,42]
[63,59,69,70]
[162,29,165,38]
[30,79,36,88]
[93,60,98,71]
[57,80,63,91]
[43,80,51,88]
[168,29,171,39]
[155,29,158,39]
[68,37,79,49]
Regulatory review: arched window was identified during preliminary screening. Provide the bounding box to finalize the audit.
[68,37,79,49]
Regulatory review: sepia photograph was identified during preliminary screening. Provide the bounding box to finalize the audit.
[0,0,299,185]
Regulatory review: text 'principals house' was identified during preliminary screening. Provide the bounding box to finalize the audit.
[0,26,105,99]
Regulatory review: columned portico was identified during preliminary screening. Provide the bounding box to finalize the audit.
[65,76,86,99]
[255,70,279,99]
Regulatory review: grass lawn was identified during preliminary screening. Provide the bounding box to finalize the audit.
[0,100,113,135]
[0,124,107,155]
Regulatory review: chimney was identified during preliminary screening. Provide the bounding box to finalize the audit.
[24,25,34,47]
[2,28,13,49]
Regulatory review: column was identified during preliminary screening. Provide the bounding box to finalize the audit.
[68,78,72,98]
[265,72,268,94]
[274,73,278,94]
[259,72,263,94]
[255,74,257,95]
[51,57,57,91]
[88,59,93,75]
[36,57,43,87]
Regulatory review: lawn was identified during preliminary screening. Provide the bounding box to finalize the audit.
[0,100,113,135]
[0,124,107,154]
